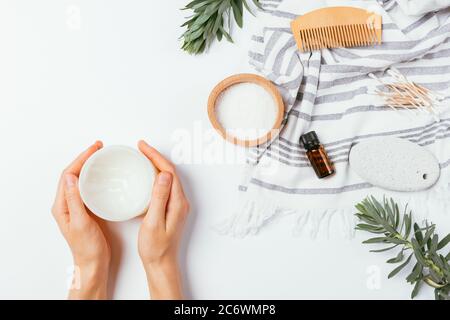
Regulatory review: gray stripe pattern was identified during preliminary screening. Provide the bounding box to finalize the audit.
[243,0,450,200]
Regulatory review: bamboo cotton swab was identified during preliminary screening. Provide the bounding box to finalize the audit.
[369,69,444,121]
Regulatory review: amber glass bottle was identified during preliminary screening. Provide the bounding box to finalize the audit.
[300,131,335,179]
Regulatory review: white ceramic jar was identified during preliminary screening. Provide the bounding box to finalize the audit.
[79,146,156,221]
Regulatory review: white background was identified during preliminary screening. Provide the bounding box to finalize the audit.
[0,0,447,299]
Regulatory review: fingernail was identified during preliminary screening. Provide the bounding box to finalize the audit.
[65,174,76,187]
[158,172,172,186]
[139,140,149,147]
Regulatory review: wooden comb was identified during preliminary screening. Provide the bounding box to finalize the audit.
[291,7,382,52]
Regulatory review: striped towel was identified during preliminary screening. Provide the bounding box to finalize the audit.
[215,0,450,237]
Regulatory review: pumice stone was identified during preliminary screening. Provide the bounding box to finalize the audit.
[349,137,440,192]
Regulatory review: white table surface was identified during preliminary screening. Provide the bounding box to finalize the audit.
[1,0,446,300]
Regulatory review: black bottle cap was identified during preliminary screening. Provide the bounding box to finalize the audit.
[300,131,321,150]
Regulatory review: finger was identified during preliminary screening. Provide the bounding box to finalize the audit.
[144,172,173,227]
[52,141,103,219]
[66,140,103,175]
[64,173,89,226]
[138,140,174,173]
[166,197,190,232]
[138,140,186,200]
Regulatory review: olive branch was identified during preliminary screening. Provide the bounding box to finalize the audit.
[355,196,450,300]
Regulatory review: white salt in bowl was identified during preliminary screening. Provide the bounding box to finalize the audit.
[79,146,156,222]
[208,74,284,147]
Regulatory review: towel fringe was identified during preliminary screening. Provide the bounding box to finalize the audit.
[213,200,359,239]
[214,177,450,238]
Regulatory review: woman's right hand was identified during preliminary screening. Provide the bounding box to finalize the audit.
[52,141,111,300]
[137,140,190,300]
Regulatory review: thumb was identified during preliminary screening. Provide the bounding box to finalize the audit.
[145,172,172,227]
[64,174,88,224]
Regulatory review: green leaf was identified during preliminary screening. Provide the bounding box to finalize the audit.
[430,234,439,253]
[219,25,233,42]
[231,0,243,28]
[414,223,424,244]
[412,239,428,267]
[437,234,450,250]
[386,238,409,245]
[387,250,404,264]
[406,262,423,283]
[388,253,413,279]
[411,280,421,299]
[404,213,412,239]
[422,225,436,248]
[370,244,399,253]
[363,237,389,244]
[355,223,384,233]
[355,213,377,225]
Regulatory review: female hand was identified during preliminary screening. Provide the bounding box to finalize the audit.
[137,140,190,300]
[52,141,110,300]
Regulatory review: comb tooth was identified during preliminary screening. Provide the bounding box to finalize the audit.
[334,26,341,47]
[306,29,313,51]
[311,28,317,50]
[299,30,305,52]
[319,27,326,49]
[306,29,312,51]
[342,25,349,47]
[329,26,336,48]
[354,24,361,47]
[303,29,310,51]
[327,26,333,48]
[317,28,324,49]
[324,27,331,48]
[310,28,316,50]
[321,27,328,48]
[312,28,320,50]
[301,29,307,51]
[339,25,346,47]
[347,25,354,47]
[324,26,331,48]
[350,24,358,47]
[331,26,338,48]
[366,24,372,46]
[335,26,342,47]
[356,24,364,46]
[357,24,364,46]
[343,25,350,47]
[302,30,309,51]
[349,25,357,47]
[304,29,311,51]
[310,28,316,51]
[330,26,337,48]
[362,24,370,46]
[313,28,320,50]
[325,27,331,48]
[345,25,352,47]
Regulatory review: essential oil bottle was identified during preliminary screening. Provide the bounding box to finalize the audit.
[300,131,335,179]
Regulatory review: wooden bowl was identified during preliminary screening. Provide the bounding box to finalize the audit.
[207,73,284,147]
